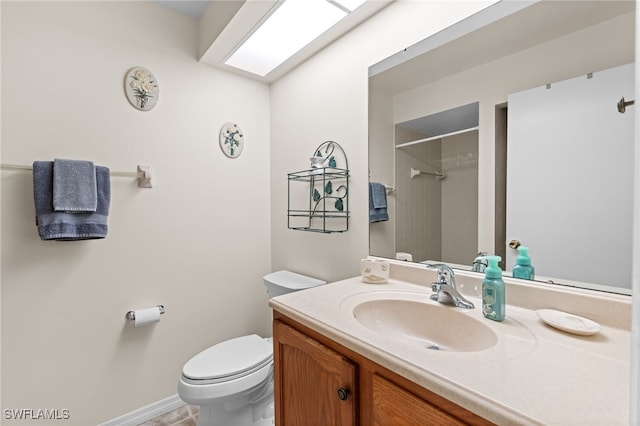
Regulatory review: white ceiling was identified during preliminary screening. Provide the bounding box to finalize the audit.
[153,0,392,83]
[152,1,212,19]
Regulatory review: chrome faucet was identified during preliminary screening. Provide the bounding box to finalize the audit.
[428,264,475,309]
[471,252,489,273]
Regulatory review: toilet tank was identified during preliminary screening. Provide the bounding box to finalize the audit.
[263,270,326,298]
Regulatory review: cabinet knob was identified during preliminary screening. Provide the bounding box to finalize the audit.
[337,387,349,401]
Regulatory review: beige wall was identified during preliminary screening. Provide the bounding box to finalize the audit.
[269,0,496,283]
[1,2,272,424]
[368,86,395,260]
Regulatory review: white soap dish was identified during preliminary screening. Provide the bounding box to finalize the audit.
[536,309,601,336]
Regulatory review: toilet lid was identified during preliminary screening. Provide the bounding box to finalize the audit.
[182,334,273,382]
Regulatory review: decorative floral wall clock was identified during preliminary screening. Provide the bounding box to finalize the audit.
[219,122,244,158]
[125,67,159,111]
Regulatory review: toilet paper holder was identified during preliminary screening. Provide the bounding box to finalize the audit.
[126,305,165,321]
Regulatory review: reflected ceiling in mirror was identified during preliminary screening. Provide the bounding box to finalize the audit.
[397,102,479,137]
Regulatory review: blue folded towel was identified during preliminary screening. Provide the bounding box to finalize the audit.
[33,161,111,240]
[369,182,388,223]
[53,158,97,212]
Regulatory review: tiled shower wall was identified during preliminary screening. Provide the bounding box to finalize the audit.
[394,127,478,264]
[395,127,442,263]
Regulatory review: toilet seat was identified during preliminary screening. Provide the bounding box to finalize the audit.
[181,335,273,385]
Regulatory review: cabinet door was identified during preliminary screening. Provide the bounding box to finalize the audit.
[274,320,356,426]
[372,374,466,425]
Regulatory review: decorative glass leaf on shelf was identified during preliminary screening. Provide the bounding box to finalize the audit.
[328,156,337,167]
[335,198,344,211]
[313,188,321,202]
[325,181,333,194]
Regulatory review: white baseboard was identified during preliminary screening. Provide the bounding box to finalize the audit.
[98,394,186,426]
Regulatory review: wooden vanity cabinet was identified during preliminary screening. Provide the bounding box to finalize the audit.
[273,312,493,426]
[273,318,356,425]
[370,374,466,425]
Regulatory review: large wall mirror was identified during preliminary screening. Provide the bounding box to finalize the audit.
[368,0,635,295]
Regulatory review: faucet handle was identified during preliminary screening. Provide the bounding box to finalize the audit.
[426,264,474,309]
[427,264,457,290]
[472,252,489,272]
[427,263,454,282]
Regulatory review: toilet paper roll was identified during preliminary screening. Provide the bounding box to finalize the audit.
[133,307,161,327]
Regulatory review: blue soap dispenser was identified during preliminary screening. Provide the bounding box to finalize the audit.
[512,246,535,280]
[482,256,505,322]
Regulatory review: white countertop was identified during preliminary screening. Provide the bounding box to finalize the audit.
[269,266,631,425]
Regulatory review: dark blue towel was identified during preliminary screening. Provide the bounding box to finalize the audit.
[33,161,111,240]
[369,182,388,223]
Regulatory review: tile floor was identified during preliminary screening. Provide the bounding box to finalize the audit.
[138,404,199,426]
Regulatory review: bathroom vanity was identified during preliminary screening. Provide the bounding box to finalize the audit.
[273,313,489,425]
[269,260,631,425]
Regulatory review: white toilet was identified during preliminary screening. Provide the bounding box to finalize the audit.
[177,270,325,426]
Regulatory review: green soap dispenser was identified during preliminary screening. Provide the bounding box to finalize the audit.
[513,246,535,280]
[482,256,505,321]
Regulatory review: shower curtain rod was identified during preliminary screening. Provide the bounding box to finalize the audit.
[410,167,445,180]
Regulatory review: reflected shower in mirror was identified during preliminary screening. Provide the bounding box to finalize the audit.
[393,103,479,267]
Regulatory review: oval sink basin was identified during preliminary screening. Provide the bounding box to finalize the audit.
[352,299,498,352]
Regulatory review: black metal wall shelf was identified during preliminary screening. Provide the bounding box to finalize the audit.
[287,141,349,233]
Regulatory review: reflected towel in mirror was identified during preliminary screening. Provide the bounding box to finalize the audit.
[369,182,388,222]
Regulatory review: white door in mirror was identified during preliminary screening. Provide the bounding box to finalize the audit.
[536,309,601,336]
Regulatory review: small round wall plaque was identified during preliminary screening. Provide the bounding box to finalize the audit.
[219,122,244,158]
[125,67,159,111]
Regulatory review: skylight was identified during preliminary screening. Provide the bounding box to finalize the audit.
[224,0,367,77]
